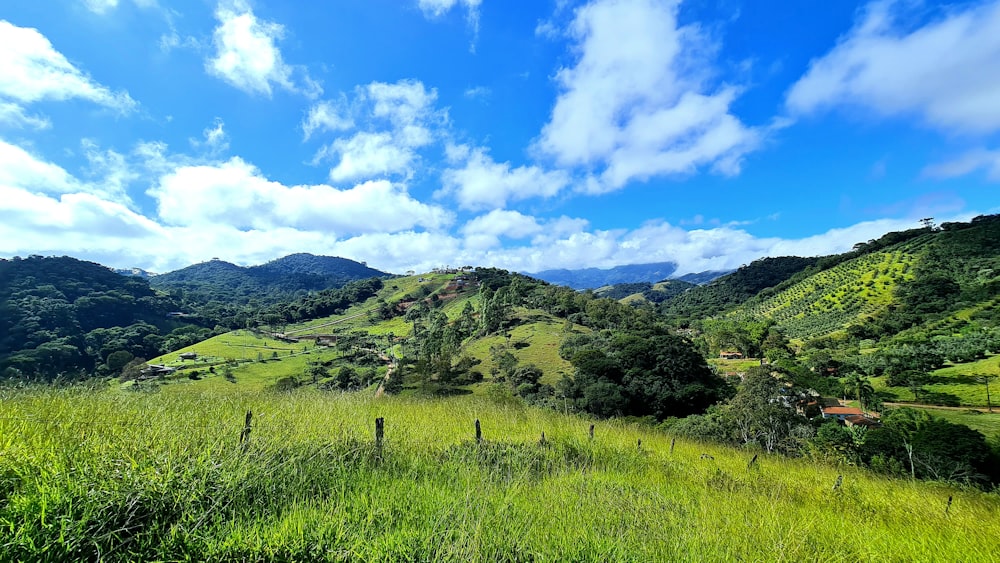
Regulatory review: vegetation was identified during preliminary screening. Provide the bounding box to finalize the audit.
[150,253,388,306]
[0,256,211,381]
[2,386,998,562]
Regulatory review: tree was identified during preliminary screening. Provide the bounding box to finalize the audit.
[843,373,875,411]
[974,374,996,412]
[724,366,801,453]
[306,363,329,384]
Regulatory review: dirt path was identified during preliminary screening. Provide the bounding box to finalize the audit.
[883,402,996,414]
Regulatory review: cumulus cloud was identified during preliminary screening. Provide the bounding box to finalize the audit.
[148,156,452,234]
[207,0,320,97]
[535,0,760,192]
[460,209,543,250]
[0,20,136,112]
[786,0,1000,135]
[440,144,571,210]
[308,80,442,182]
[302,99,354,140]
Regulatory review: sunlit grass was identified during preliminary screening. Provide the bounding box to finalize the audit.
[2,386,997,561]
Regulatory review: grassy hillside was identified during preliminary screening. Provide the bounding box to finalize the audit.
[147,273,572,393]
[2,386,998,561]
[729,249,918,341]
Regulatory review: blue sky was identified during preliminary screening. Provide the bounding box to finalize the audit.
[1,0,997,275]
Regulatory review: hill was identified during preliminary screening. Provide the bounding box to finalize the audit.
[150,253,389,305]
[529,261,679,289]
[708,215,1000,344]
[594,279,697,304]
[0,256,201,380]
[660,256,823,322]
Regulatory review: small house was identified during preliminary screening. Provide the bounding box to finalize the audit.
[179,352,198,360]
[719,351,743,360]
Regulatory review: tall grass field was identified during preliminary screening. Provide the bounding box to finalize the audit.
[2,386,998,561]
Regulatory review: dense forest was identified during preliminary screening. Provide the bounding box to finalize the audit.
[150,253,388,306]
[0,256,210,380]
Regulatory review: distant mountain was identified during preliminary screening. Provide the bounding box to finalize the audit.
[150,254,389,305]
[530,262,679,290]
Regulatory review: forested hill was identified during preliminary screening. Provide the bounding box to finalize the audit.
[0,256,206,380]
[150,254,389,305]
[660,256,822,322]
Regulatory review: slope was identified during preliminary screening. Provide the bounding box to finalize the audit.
[4,386,998,561]
[150,254,389,305]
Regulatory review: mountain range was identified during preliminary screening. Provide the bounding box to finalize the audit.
[528,261,730,290]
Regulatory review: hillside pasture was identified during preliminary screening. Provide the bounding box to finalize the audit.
[1,387,998,561]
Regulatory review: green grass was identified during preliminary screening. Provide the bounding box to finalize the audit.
[906,408,1000,440]
[873,356,1000,409]
[2,386,998,561]
[463,313,580,385]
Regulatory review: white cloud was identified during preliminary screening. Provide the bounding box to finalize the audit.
[322,133,420,182]
[463,86,491,100]
[159,31,200,53]
[207,0,320,97]
[309,80,442,182]
[366,80,438,130]
[0,20,136,112]
[786,0,1000,135]
[535,0,760,192]
[302,99,354,140]
[0,102,51,130]
[149,157,452,235]
[923,149,1000,182]
[417,0,482,50]
[188,118,230,155]
[82,0,119,14]
[440,144,571,210]
[0,139,81,195]
[461,209,543,250]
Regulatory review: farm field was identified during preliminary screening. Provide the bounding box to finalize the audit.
[730,250,918,340]
[2,387,998,561]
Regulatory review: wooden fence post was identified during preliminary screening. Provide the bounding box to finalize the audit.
[945,496,953,515]
[475,419,482,444]
[539,432,546,446]
[670,438,675,454]
[589,424,595,441]
[375,417,384,459]
[240,409,253,451]
[637,439,642,451]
